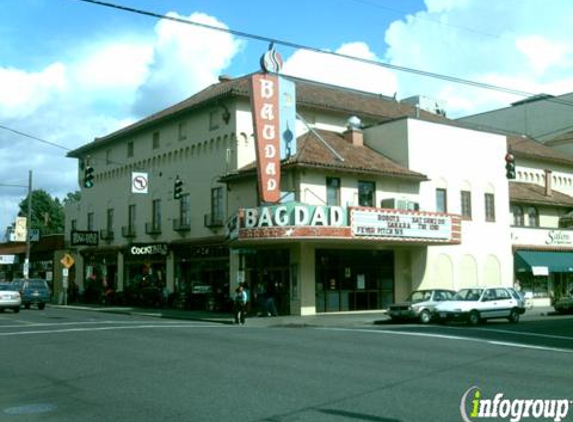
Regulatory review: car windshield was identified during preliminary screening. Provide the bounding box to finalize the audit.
[453,289,483,301]
[26,280,48,289]
[0,284,14,291]
[405,290,432,303]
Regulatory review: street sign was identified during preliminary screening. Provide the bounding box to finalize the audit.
[60,253,75,269]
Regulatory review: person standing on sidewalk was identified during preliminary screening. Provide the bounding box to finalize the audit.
[233,284,247,325]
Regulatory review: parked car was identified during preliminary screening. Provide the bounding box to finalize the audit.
[10,278,51,310]
[554,295,573,314]
[388,289,455,323]
[433,286,525,325]
[0,283,21,313]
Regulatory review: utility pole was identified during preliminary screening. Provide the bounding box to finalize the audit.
[24,170,32,279]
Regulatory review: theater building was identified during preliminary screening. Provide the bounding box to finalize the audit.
[65,71,534,315]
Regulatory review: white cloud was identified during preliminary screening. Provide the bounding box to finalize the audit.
[133,12,244,116]
[383,0,573,117]
[0,63,67,119]
[0,11,243,233]
[282,42,398,97]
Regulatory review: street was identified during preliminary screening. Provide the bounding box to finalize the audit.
[1,307,572,422]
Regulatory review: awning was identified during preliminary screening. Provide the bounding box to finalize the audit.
[515,251,573,273]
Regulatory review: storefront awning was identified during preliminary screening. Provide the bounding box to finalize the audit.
[515,251,573,273]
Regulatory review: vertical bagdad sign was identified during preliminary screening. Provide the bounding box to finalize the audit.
[250,47,296,204]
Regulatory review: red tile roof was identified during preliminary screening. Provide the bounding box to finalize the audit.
[509,181,573,207]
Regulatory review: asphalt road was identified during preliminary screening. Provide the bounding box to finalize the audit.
[1,307,572,422]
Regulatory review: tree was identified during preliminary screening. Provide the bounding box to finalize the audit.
[63,191,81,206]
[18,190,65,235]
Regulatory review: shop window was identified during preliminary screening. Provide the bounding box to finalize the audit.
[527,206,539,227]
[358,180,375,207]
[512,205,524,226]
[327,177,341,206]
[461,190,472,220]
[436,188,447,213]
[485,193,496,222]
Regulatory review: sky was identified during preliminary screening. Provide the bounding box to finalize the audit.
[1,0,573,235]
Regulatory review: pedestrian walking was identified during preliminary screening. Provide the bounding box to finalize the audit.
[233,284,247,325]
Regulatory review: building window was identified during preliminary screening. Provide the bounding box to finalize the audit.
[485,193,496,222]
[152,199,161,231]
[106,208,114,232]
[152,131,160,150]
[358,181,375,207]
[127,141,134,158]
[527,206,539,227]
[436,188,447,213]
[211,187,223,222]
[180,194,191,226]
[87,212,94,231]
[327,177,341,206]
[512,205,524,226]
[178,122,187,141]
[461,191,472,220]
[128,204,136,231]
[209,110,220,131]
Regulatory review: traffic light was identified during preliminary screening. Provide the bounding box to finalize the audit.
[174,177,183,199]
[505,153,516,179]
[84,166,94,188]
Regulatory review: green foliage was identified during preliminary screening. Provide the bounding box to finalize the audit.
[18,190,65,235]
[63,191,81,205]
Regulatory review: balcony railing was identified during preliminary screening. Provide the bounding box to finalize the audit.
[145,222,162,235]
[121,225,136,238]
[173,218,191,232]
[99,229,114,241]
[204,213,224,228]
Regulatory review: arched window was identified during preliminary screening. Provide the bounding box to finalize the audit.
[527,206,539,227]
[512,205,524,226]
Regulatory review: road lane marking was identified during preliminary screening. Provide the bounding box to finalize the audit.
[470,327,573,341]
[317,327,573,354]
[0,320,210,329]
[0,323,226,336]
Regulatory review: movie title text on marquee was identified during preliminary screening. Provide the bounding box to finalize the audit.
[351,209,452,240]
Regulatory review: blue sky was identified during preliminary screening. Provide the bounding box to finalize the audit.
[1,0,573,234]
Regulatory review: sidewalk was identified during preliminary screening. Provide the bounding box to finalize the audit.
[51,303,557,328]
[51,303,390,328]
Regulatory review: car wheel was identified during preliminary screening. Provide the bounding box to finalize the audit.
[419,310,432,324]
[38,303,46,310]
[508,308,520,323]
[468,310,481,326]
[24,303,31,310]
[13,307,20,313]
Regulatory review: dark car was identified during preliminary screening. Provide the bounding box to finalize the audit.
[389,289,456,323]
[11,278,51,310]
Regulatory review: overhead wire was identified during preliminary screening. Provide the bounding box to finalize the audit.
[70,0,573,110]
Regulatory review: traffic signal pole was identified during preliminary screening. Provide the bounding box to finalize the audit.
[24,170,32,279]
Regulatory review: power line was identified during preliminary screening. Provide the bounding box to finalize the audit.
[346,0,502,40]
[0,124,70,151]
[70,0,573,110]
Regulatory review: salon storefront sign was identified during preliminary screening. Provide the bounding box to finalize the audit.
[230,204,460,244]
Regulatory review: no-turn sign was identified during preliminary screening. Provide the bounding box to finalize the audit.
[132,172,148,194]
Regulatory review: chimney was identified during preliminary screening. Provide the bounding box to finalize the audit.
[344,116,363,147]
[218,74,233,83]
[545,169,553,196]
